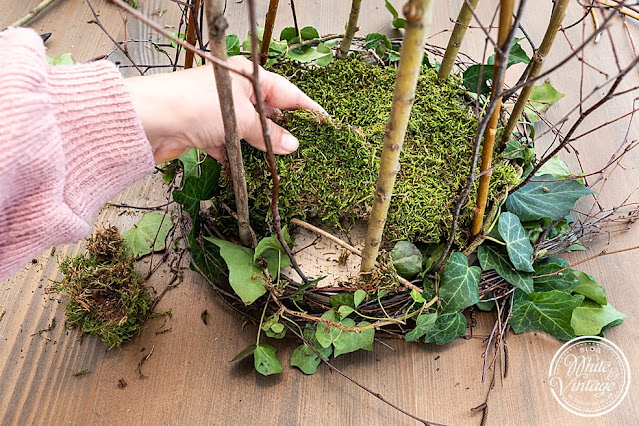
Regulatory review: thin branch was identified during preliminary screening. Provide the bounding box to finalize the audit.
[205,0,254,247]
[86,0,144,75]
[260,0,280,65]
[438,0,479,79]
[9,0,60,28]
[245,0,308,282]
[185,0,202,69]
[109,0,253,81]
[337,0,362,59]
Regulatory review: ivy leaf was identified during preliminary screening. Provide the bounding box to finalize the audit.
[122,212,173,258]
[287,45,326,63]
[405,312,438,342]
[535,156,572,179]
[572,271,607,305]
[204,237,266,305]
[532,257,579,293]
[329,293,355,309]
[168,31,186,49]
[439,252,480,313]
[390,241,423,279]
[524,82,565,122]
[421,244,444,273]
[254,344,282,375]
[314,42,334,66]
[46,52,74,65]
[300,26,319,40]
[498,212,534,272]
[290,329,332,375]
[385,0,406,28]
[178,149,202,181]
[506,174,595,221]
[315,310,342,348]
[476,297,496,312]
[463,64,494,94]
[487,38,530,67]
[225,34,240,57]
[477,245,534,294]
[173,156,221,232]
[571,300,625,336]
[423,312,467,345]
[254,226,293,278]
[353,289,367,308]
[364,33,392,57]
[231,344,257,362]
[509,289,584,340]
[280,27,297,43]
[333,319,374,357]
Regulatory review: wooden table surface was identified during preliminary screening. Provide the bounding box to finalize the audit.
[1,1,638,425]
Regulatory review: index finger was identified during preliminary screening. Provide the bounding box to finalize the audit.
[260,70,327,114]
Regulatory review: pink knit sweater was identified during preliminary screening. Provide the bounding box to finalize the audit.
[0,28,155,281]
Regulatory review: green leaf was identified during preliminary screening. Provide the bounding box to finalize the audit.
[204,237,266,305]
[287,45,326,63]
[423,312,467,345]
[506,174,595,221]
[46,53,74,65]
[329,293,355,309]
[254,226,293,278]
[477,245,534,294]
[487,38,530,67]
[122,212,173,258]
[571,300,625,336]
[410,289,426,303]
[498,212,534,272]
[225,34,240,56]
[439,252,480,313]
[178,149,202,181]
[509,289,584,340]
[290,329,332,375]
[463,64,494,94]
[390,241,423,279]
[254,344,282,375]
[476,297,495,312]
[231,344,256,362]
[280,27,298,43]
[338,305,354,319]
[405,312,437,342]
[421,244,444,273]
[300,26,319,40]
[333,319,374,357]
[535,156,571,179]
[167,31,185,49]
[572,271,607,305]
[533,257,579,293]
[173,156,221,230]
[364,33,392,57]
[314,42,333,66]
[524,82,565,122]
[315,310,342,348]
[385,0,406,28]
[353,289,367,308]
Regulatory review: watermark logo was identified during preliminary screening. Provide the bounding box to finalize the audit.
[549,336,630,417]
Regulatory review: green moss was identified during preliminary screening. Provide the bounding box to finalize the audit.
[214,57,519,246]
[55,227,152,349]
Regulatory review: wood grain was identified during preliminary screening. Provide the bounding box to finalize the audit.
[1,1,638,425]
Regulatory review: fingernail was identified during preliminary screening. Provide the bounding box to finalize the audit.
[281,133,299,152]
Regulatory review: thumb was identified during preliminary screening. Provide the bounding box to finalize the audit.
[241,107,299,155]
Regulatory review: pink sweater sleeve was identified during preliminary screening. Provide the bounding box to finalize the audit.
[0,28,155,281]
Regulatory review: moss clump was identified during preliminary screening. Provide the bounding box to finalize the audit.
[55,227,152,349]
[214,57,519,246]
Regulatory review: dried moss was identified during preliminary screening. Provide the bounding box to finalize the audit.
[54,227,152,349]
[214,57,519,246]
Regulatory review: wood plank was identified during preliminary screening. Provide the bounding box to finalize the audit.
[1,1,638,425]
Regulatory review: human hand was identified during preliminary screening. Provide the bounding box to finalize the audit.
[124,56,325,164]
